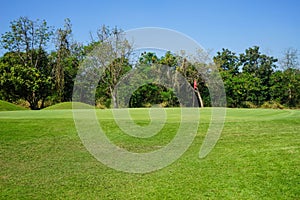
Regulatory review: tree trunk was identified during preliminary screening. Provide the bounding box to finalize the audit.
[28,92,40,110]
[288,87,292,106]
[110,86,118,108]
[41,98,45,109]
[195,89,204,108]
[29,100,39,110]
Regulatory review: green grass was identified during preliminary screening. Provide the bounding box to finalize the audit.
[0,100,27,111]
[43,102,95,110]
[0,108,299,199]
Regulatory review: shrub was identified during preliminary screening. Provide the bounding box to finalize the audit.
[261,101,285,109]
[14,99,30,108]
[241,101,257,108]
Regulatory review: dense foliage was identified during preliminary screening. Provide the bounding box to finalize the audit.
[0,17,299,109]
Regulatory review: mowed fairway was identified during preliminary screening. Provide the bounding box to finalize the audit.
[0,108,299,199]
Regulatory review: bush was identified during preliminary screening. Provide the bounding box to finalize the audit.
[160,101,169,108]
[241,101,258,108]
[261,101,285,109]
[95,102,106,109]
[14,99,30,109]
[95,97,110,109]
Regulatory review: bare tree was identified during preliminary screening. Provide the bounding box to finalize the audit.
[1,17,53,69]
[53,18,72,102]
[176,49,214,108]
[280,48,299,106]
[176,57,204,108]
[280,48,299,70]
[92,25,133,108]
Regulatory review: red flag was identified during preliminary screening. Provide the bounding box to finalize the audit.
[193,79,197,89]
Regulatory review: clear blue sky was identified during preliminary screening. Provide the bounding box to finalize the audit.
[1,0,300,59]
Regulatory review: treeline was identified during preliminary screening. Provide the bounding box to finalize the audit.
[0,17,299,109]
[214,47,300,108]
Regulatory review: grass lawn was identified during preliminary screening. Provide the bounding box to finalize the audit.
[43,102,95,110]
[0,108,299,199]
[0,100,27,111]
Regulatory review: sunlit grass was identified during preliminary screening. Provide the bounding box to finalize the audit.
[0,100,27,111]
[0,108,299,199]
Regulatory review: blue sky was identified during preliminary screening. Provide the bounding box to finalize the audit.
[1,0,300,59]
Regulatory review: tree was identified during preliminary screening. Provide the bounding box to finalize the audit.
[0,17,53,109]
[279,48,299,70]
[53,18,71,102]
[239,46,278,105]
[0,52,53,109]
[1,17,53,68]
[130,51,203,108]
[96,56,132,108]
[131,51,179,107]
[139,52,159,65]
[159,51,178,69]
[91,25,132,108]
[278,48,300,107]
[214,49,240,107]
[214,48,239,75]
[176,58,205,107]
[282,68,300,107]
[51,18,81,102]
